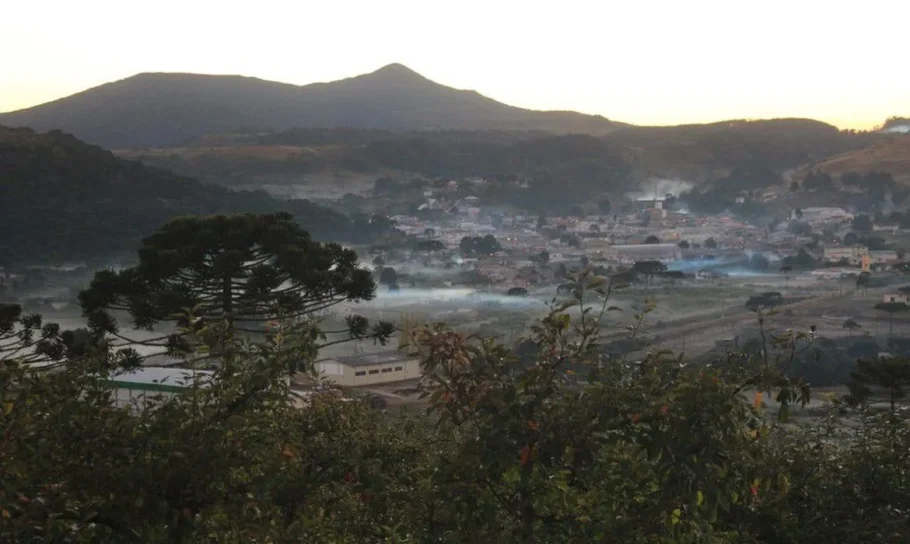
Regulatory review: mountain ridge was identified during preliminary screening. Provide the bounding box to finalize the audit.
[0,64,627,148]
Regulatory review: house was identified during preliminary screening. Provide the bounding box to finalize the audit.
[316,351,422,387]
[104,367,215,412]
[823,246,868,265]
[792,207,853,224]
[883,293,910,304]
[605,243,681,263]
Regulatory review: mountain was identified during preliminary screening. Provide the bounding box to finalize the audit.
[0,64,626,148]
[0,126,361,265]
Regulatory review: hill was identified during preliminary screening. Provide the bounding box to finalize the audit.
[115,120,880,198]
[0,126,364,265]
[800,135,910,185]
[606,118,880,181]
[0,64,626,148]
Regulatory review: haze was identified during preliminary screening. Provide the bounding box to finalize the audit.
[3,0,907,129]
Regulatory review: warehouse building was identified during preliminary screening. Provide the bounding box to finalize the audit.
[316,351,422,387]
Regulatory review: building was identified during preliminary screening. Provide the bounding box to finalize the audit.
[316,351,422,387]
[869,250,899,267]
[605,243,681,263]
[104,367,215,412]
[823,246,868,265]
[884,293,910,304]
[792,207,853,224]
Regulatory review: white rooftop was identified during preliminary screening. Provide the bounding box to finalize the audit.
[109,367,215,387]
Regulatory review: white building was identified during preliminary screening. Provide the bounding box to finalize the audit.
[316,351,422,387]
[104,367,215,412]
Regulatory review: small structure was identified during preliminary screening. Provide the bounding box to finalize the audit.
[883,293,910,304]
[316,351,422,387]
[105,367,214,412]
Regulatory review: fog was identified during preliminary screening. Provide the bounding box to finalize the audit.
[361,288,545,310]
[627,177,694,201]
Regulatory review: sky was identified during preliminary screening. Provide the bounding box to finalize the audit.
[2,0,907,129]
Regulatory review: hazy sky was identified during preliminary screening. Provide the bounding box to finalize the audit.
[3,0,907,128]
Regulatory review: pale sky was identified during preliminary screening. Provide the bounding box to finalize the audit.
[2,0,907,128]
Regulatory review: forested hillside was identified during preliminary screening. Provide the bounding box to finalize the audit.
[0,126,360,264]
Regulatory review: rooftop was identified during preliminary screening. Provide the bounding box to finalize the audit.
[334,351,415,367]
[107,367,215,392]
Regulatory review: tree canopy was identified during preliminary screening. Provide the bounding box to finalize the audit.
[79,213,391,366]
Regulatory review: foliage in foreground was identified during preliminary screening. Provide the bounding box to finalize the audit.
[2,270,910,542]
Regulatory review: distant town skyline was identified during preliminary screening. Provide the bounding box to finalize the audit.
[3,0,906,129]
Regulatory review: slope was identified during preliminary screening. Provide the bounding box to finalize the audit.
[0,64,625,148]
[0,126,359,265]
[807,136,910,184]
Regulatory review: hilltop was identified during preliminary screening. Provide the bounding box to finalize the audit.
[0,126,360,264]
[0,64,626,148]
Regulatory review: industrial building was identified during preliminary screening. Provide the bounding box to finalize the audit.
[316,351,422,387]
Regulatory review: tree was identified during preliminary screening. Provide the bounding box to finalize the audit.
[874,301,909,343]
[589,224,601,232]
[749,252,770,270]
[788,221,812,236]
[460,235,501,256]
[705,237,718,249]
[598,198,611,214]
[379,267,398,287]
[794,208,803,219]
[570,205,585,218]
[847,356,910,412]
[644,235,660,244]
[790,181,800,192]
[678,240,690,249]
[853,214,874,234]
[79,213,391,368]
[844,232,860,246]
[537,250,550,264]
[856,271,870,296]
[842,318,862,335]
[371,255,385,267]
[506,286,528,297]
[415,240,445,252]
[632,260,667,286]
[536,214,547,229]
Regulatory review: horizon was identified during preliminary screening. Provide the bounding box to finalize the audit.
[2,0,908,130]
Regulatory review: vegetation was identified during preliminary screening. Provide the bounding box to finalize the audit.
[3,257,910,542]
[0,127,384,265]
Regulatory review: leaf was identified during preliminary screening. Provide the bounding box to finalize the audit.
[3,402,12,415]
[519,445,532,466]
[777,473,790,494]
[753,391,763,409]
[696,490,704,507]
[671,508,682,525]
[527,420,540,431]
